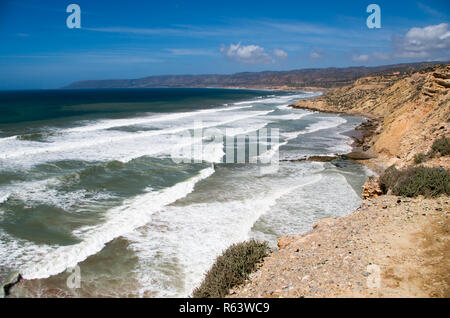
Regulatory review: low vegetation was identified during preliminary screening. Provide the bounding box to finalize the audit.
[379,166,449,198]
[414,153,427,164]
[192,240,270,298]
[412,137,449,165]
[431,136,450,157]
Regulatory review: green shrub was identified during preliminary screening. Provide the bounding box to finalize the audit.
[192,240,270,298]
[379,166,449,198]
[414,153,427,164]
[379,165,401,194]
[431,137,450,156]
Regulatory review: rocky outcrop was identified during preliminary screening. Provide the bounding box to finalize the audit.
[1,272,22,298]
[277,236,297,249]
[230,64,450,299]
[293,64,450,169]
[281,156,338,163]
[362,177,383,200]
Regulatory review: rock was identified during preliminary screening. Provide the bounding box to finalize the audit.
[1,271,22,298]
[282,155,337,163]
[435,78,450,88]
[362,178,383,200]
[342,151,377,160]
[313,218,336,229]
[302,275,312,281]
[277,236,296,249]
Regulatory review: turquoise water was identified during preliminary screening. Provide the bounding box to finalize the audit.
[0,88,369,297]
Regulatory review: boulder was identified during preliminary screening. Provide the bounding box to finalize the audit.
[277,236,297,249]
[342,151,377,160]
[362,177,383,200]
[1,271,22,298]
[312,218,337,230]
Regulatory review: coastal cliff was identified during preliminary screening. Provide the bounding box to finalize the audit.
[293,64,450,172]
[229,64,449,298]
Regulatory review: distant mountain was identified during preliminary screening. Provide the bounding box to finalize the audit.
[64,62,445,89]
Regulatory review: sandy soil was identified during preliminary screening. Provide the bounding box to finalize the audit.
[230,195,449,298]
[229,65,450,298]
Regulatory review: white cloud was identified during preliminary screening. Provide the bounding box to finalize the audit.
[85,26,218,38]
[352,54,370,63]
[309,52,322,59]
[417,2,447,18]
[351,52,392,63]
[394,23,450,59]
[165,48,213,56]
[273,49,288,59]
[372,52,390,60]
[220,43,273,64]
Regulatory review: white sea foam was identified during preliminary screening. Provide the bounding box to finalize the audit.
[167,118,274,164]
[256,117,347,163]
[0,231,56,274]
[20,166,215,279]
[0,110,273,166]
[125,173,323,297]
[302,117,347,135]
[250,170,363,245]
[168,138,225,164]
[327,137,353,154]
[0,136,17,143]
[66,105,252,133]
[266,113,309,121]
[0,174,117,212]
[233,93,314,105]
[276,104,291,110]
[0,193,9,204]
[0,91,370,298]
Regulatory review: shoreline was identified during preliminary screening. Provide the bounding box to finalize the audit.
[281,106,379,164]
[0,86,344,298]
[229,64,449,298]
[2,64,448,298]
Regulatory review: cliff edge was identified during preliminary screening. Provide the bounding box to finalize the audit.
[293,64,449,173]
[229,64,449,298]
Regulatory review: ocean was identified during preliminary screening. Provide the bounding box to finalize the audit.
[0,88,369,297]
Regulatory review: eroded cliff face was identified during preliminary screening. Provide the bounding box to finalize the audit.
[230,66,450,299]
[294,64,450,169]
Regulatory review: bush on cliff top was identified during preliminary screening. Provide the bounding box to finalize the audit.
[414,153,427,164]
[412,137,449,164]
[192,240,270,298]
[379,166,449,198]
[431,137,450,156]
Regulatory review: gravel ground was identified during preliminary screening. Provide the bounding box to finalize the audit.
[229,195,449,298]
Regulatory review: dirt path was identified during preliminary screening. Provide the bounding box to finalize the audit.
[230,195,449,298]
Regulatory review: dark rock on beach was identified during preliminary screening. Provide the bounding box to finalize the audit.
[1,272,22,298]
[281,155,338,163]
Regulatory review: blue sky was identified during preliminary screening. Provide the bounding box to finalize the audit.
[0,0,449,89]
